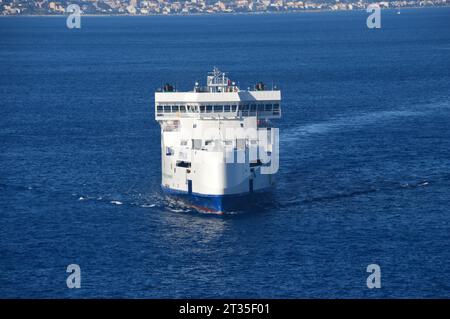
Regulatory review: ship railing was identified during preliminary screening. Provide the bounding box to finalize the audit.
[156,106,280,118]
[156,112,280,120]
[193,86,239,93]
[190,86,279,93]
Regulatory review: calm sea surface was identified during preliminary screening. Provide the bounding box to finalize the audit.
[1,8,450,298]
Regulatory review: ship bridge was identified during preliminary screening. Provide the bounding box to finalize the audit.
[155,68,281,120]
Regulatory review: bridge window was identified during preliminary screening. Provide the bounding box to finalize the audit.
[273,104,280,115]
[164,105,171,113]
[179,105,186,113]
[172,105,179,112]
[257,104,265,112]
[206,105,213,113]
[224,105,231,112]
[250,104,257,112]
[265,104,272,111]
[157,105,163,113]
[200,105,205,113]
[214,105,223,112]
[231,105,237,112]
[240,104,249,116]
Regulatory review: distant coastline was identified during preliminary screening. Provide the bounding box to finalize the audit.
[1,6,449,18]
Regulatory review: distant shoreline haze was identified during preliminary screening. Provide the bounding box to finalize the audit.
[1,0,449,16]
[1,6,450,17]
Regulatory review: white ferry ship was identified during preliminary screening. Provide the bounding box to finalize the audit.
[155,68,281,213]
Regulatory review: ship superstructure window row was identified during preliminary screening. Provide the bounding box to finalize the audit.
[156,103,280,116]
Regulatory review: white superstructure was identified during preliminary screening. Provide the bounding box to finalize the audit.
[155,68,281,212]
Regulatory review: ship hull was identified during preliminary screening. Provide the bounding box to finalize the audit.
[162,186,269,214]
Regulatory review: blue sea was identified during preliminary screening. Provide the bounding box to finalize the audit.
[1,8,450,298]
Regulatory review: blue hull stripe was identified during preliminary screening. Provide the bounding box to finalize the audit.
[161,185,270,213]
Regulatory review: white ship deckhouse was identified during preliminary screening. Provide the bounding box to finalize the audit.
[155,68,281,213]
